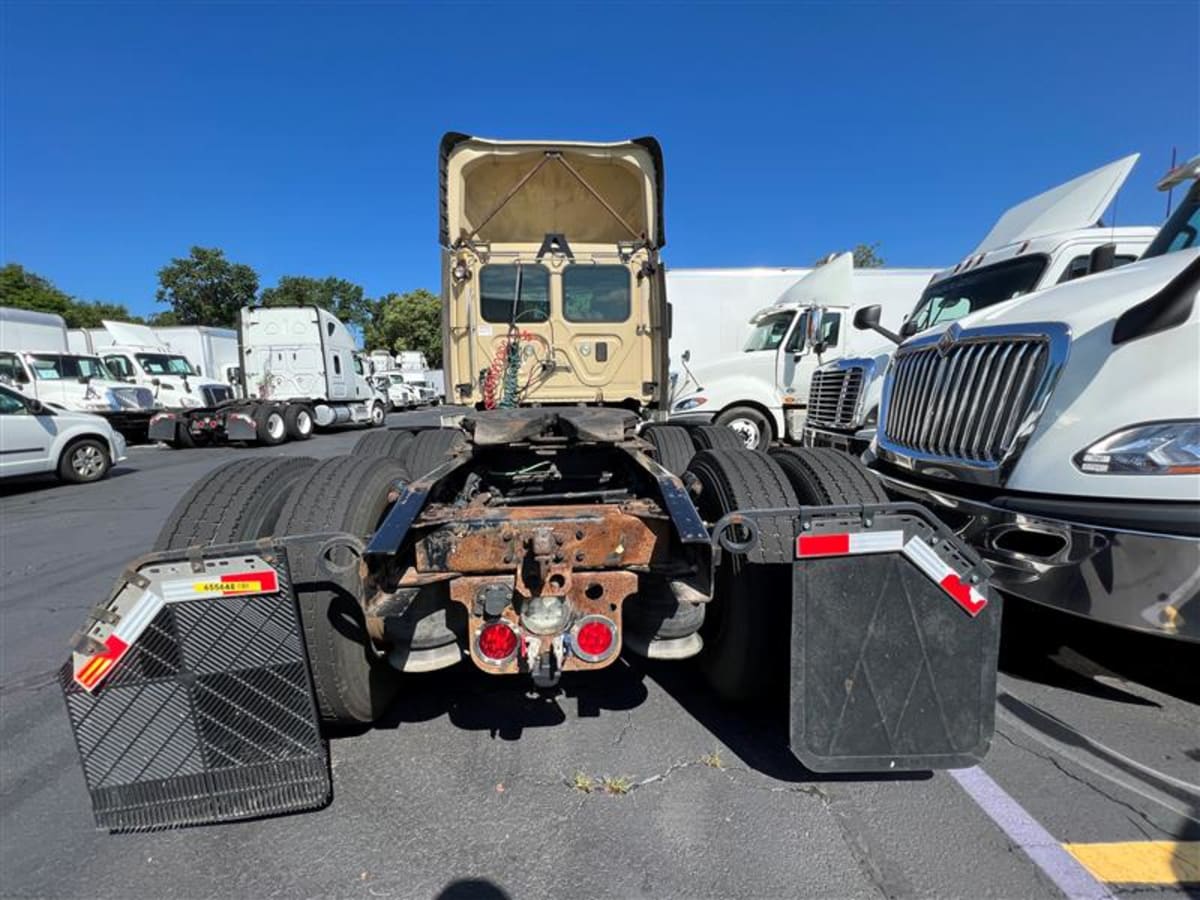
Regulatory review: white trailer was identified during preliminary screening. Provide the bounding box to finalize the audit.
[148,305,388,447]
[869,155,1200,641]
[0,307,158,440]
[804,154,1157,454]
[668,255,938,448]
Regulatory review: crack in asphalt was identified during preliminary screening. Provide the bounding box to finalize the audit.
[996,729,1177,839]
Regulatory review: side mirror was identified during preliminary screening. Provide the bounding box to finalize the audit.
[1088,243,1117,275]
[853,305,882,332]
[805,306,824,345]
[900,320,919,338]
[681,349,691,364]
[78,374,92,384]
[27,398,46,415]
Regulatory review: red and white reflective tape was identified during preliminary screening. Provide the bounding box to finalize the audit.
[73,588,164,691]
[796,530,905,558]
[795,529,988,617]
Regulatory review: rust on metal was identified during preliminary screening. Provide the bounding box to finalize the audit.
[413,504,668,574]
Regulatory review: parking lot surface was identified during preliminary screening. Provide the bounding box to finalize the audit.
[2,413,1197,899]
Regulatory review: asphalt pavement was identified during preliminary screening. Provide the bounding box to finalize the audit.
[1,414,1197,899]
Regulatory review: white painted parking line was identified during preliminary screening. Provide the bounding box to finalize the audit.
[949,766,1116,900]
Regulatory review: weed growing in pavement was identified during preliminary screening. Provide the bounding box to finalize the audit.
[700,749,725,769]
[601,776,632,795]
[570,771,594,793]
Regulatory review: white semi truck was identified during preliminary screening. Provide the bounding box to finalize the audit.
[868,154,1200,641]
[804,155,1157,454]
[148,305,388,447]
[0,307,158,441]
[68,321,236,410]
[668,253,938,448]
[152,325,242,393]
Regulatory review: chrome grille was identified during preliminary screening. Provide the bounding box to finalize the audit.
[807,366,865,429]
[883,336,1050,465]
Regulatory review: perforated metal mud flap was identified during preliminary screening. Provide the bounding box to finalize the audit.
[60,544,330,830]
[787,504,1001,773]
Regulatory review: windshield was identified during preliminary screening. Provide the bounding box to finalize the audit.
[743,311,796,351]
[136,353,195,376]
[908,256,1048,334]
[1143,181,1200,259]
[29,354,114,381]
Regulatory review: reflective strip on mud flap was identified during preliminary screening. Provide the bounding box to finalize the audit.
[795,530,905,558]
[902,536,989,617]
[73,588,164,691]
[160,570,279,600]
[794,528,988,617]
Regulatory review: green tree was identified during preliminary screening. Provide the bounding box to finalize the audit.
[156,246,259,327]
[813,243,886,268]
[1,263,143,326]
[260,275,371,331]
[363,289,442,367]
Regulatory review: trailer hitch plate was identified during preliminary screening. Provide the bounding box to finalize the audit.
[60,546,329,830]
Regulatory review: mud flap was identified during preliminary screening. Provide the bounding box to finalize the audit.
[788,504,1000,772]
[60,544,329,830]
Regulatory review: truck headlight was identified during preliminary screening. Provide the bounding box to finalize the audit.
[673,396,708,412]
[179,396,201,408]
[1075,420,1200,475]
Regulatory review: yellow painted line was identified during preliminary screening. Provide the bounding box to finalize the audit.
[1063,841,1200,885]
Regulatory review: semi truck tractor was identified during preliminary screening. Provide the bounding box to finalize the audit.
[803,154,1156,455]
[69,321,236,410]
[152,325,242,394]
[867,155,1200,641]
[61,135,1003,830]
[0,307,158,441]
[668,253,939,449]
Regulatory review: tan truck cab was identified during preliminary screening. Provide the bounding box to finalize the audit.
[439,133,669,411]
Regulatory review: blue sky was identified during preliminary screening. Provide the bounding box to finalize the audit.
[2,1,1196,318]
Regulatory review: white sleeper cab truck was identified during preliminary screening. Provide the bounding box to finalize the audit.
[868,155,1200,641]
[0,307,158,441]
[153,325,242,394]
[0,383,127,484]
[669,253,937,448]
[71,321,235,411]
[149,305,387,447]
[805,154,1156,454]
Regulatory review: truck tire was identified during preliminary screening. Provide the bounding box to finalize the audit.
[690,424,748,452]
[284,403,315,441]
[166,420,197,450]
[714,405,773,450]
[58,437,112,484]
[254,404,288,446]
[686,448,798,702]
[769,447,889,505]
[153,456,317,550]
[643,425,694,475]
[352,429,414,458]
[369,401,387,427]
[274,455,410,725]
[404,428,467,479]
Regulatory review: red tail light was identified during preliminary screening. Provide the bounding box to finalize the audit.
[477,621,519,664]
[572,616,617,662]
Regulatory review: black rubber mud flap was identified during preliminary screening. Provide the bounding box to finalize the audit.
[785,503,1001,773]
[61,543,329,830]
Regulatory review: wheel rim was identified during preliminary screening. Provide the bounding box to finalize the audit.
[726,417,762,449]
[372,404,384,425]
[297,410,313,434]
[72,445,104,478]
[268,413,286,440]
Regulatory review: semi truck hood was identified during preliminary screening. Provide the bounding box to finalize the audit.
[917,247,1200,339]
[971,154,1139,255]
[439,133,665,248]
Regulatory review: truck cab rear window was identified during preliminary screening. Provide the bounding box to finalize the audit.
[563,266,631,323]
[480,264,550,324]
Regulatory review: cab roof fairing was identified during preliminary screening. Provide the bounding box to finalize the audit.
[438,132,666,250]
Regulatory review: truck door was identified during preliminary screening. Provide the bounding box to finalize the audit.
[775,310,843,406]
[0,353,33,400]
